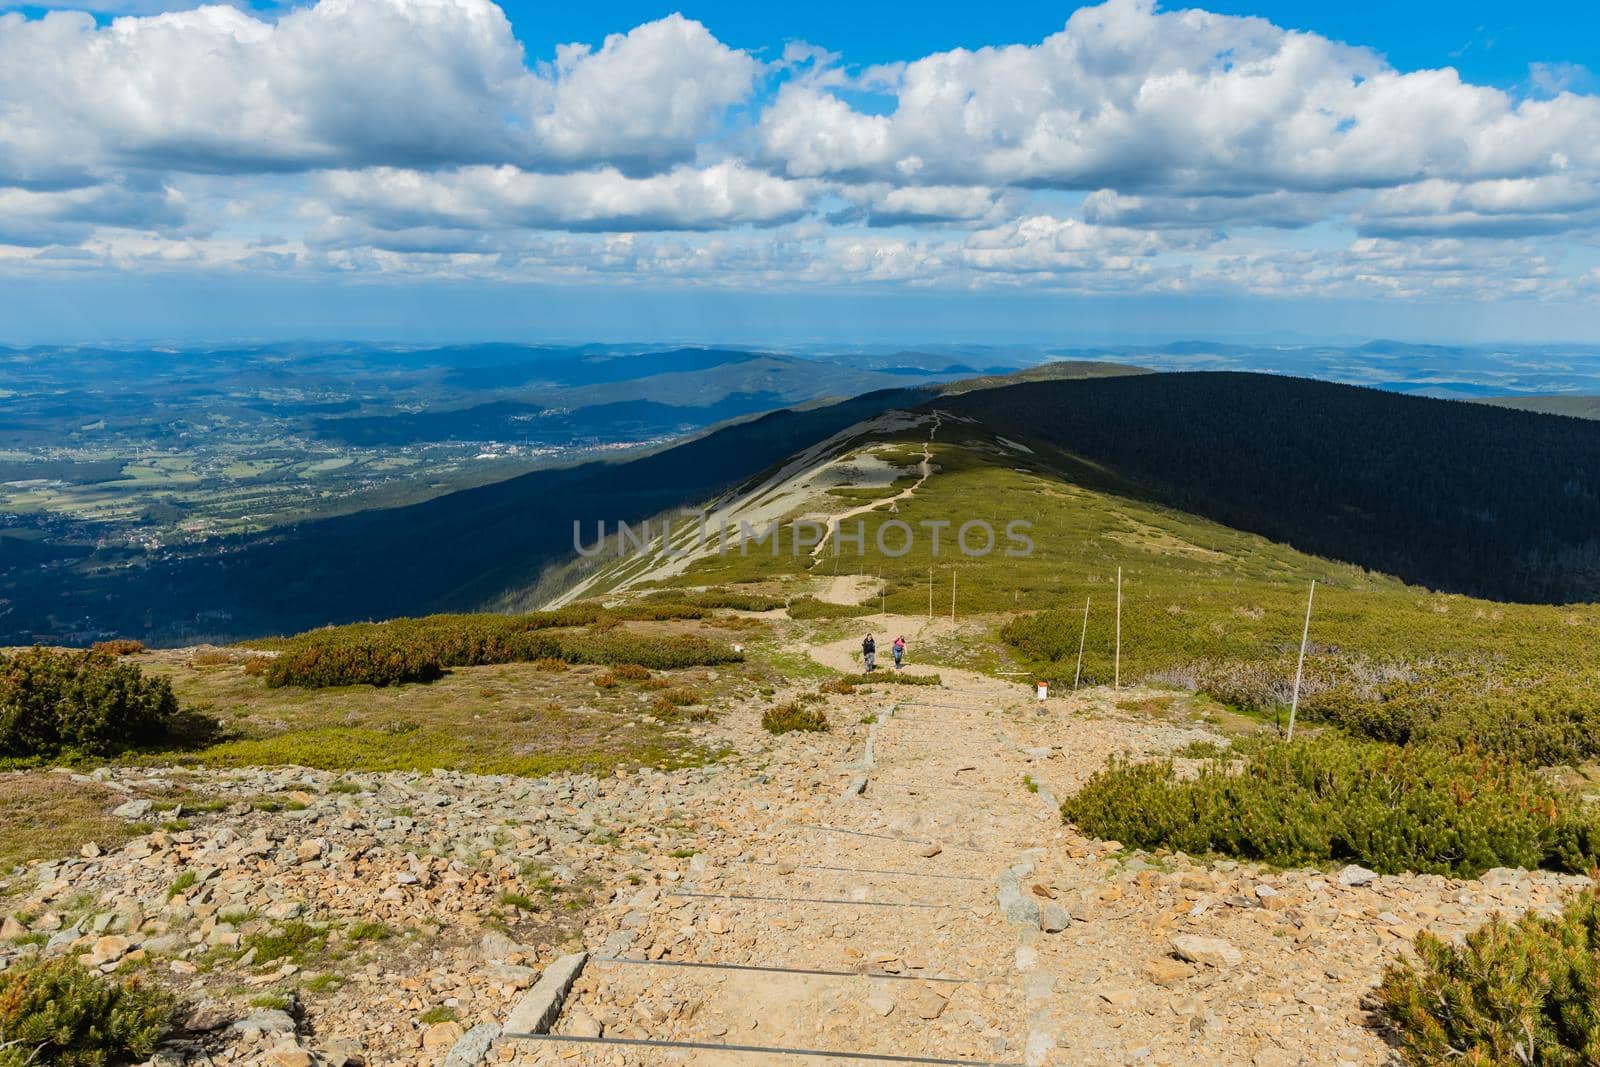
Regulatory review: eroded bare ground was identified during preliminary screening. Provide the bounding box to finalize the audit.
[0,628,1587,1067]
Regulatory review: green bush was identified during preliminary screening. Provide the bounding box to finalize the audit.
[605,601,705,621]
[264,613,743,688]
[694,591,785,612]
[1305,663,1600,767]
[857,672,941,687]
[518,604,607,629]
[1005,591,1600,770]
[762,702,830,734]
[265,629,444,688]
[88,639,145,657]
[650,689,711,720]
[1061,735,1600,877]
[1379,884,1600,1064]
[640,588,784,614]
[575,632,742,671]
[787,596,876,620]
[0,647,178,758]
[0,957,174,1067]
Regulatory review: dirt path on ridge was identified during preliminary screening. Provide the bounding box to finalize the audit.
[502,623,1493,1067]
[809,413,942,560]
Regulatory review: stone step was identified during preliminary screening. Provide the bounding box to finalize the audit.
[542,950,1026,1064]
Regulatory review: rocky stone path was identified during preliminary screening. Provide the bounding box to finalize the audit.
[494,641,1593,1067]
[508,670,1046,1066]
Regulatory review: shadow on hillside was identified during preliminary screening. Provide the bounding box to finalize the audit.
[157,707,232,752]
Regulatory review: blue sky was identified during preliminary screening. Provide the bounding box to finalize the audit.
[0,0,1597,344]
[504,0,1598,91]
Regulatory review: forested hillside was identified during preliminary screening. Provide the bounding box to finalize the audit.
[941,373,1600,602]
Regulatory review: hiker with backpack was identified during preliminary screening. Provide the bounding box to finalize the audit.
[862,634,876,672]
[892,635,905,670]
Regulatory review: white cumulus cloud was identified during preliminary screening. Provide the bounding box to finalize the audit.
[0,0,1598,304]
[317,162,815,236]
[0,2,754,187]
[758,0,1600,199]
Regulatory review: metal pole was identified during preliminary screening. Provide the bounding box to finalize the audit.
[1286,579,1316,741]
[1114,567,1122,690]
[1073,595,1090,691]
[927,567,933,618]
[950,570,956,622]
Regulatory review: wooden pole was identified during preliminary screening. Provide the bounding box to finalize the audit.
[1286,579,1317,741]
[1114,567,1122,690]
[1073,595,1090,691]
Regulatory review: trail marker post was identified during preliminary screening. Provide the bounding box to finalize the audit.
[1073,595,1090,691]
[1114,567,1122,690]
[1286,579,1317,741]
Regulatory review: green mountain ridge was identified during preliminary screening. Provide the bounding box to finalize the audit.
[10,368,1600,644]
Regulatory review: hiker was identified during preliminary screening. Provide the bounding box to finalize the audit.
[892,635,905,670]
[862,634,876,673]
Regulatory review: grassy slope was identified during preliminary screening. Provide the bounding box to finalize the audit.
[0,775,138,870]
[169,636,763,775]
[630,417,1600,687]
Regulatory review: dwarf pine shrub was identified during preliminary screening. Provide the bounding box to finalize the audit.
[0,647,178,758]
[264,629,444,688]
[643,588,785,612]
[762,702,830,734]
[576,632,743,671]
[787,597,876,620]
[1061,735,1600,877]
[1307,663,1600,767]
[605,601,705,621]
[682,590,785,612]
[857,672,942,687]
[1380,884,1600,1064]
[88,639,145,657]
[0,958,174,1067]
[263,613,743,687]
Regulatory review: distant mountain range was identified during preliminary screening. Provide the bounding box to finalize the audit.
[11,364,1600,644]
[1479,395,1600,420]
[0,343,983,452]
[1043,340,1600,399]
